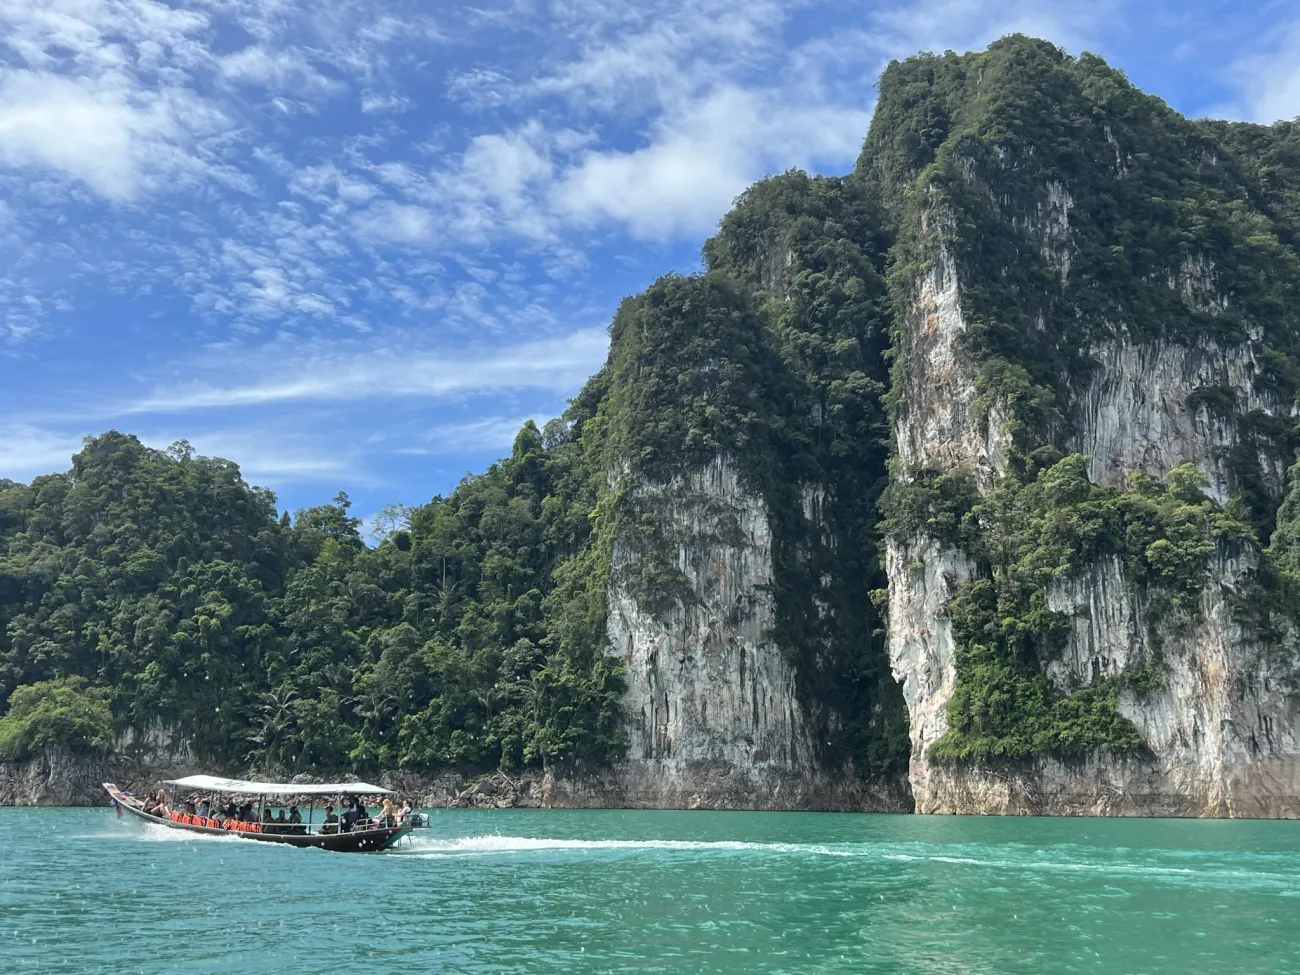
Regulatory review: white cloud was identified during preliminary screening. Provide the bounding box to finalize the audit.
[529,0,787,111]
[353,201,434,244]
[360,91,412,113]
[123,327,609,413]
[446,67,515,110]
[0,423,82,481]
[219,45,342,94]
[0,0,228,200]
[555,85,869,239]
[0,65,221,201]
[1220,20,1300,123]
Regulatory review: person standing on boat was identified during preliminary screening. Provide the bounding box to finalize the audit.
[342,797,360,832]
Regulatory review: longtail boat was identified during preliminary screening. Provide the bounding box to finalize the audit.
[104,775,418,853]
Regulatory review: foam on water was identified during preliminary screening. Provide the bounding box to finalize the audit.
[399,834,852,858]
[76,820,254,845]
[392,834,1300,895]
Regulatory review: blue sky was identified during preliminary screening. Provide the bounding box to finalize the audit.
[1,0,1298,532]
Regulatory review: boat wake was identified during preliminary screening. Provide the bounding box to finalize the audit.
[77,822,250,844]
[391,835,1300,892]
[397,835,854,858]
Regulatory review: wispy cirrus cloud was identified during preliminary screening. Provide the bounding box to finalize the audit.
[424,414,553,452]
[122,327,609,414]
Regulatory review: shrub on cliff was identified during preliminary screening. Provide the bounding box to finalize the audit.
[0,677,113,761]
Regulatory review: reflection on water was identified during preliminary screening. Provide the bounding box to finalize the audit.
[4,808,1300,973]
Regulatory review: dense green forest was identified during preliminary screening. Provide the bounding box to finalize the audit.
[4,35,1300,779]
[0,428,624,771]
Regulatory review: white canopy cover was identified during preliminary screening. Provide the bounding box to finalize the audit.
[165,775,392,796]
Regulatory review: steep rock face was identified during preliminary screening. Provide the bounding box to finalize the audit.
[912,548,1300,816]
[885,535,977,806]
[890,275,1300,816]
[1075,336,1288,502]
[887,307,1300,814]
[892,248,1011,481]
[875,37,1300,816]
[610,458,808,775]
[0,748,109,806]
[0,726,199,806]
[587,456,906,810]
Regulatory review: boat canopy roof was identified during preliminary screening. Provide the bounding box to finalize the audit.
[164,775,392,796]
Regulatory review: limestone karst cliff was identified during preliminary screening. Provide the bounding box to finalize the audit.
[868,38,1300,815]
[581,35,1300,815]
[6,35,1300,815]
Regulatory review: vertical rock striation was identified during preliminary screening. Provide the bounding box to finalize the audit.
[593,458,823,808]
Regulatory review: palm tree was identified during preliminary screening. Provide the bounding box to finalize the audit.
[242,686,299,769]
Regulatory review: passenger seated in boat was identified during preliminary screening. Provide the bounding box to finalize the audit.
[262,807,273,824]
[288,806,302,824]
[398,800,412,824]
[321,805,340,834]
[145,790,169,817]
[197,799,210,819]
[379,798,397,827]
[275,810,287,826]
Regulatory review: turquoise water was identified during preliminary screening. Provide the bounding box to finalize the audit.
[3,808,1300,973]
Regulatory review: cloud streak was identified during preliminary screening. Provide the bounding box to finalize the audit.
[123,327,610,413]
[1221,18,1300,123]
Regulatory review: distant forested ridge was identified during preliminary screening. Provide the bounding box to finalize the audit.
[5,35,1300,795]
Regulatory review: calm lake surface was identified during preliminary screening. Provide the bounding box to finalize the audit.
[2,807,1299,973]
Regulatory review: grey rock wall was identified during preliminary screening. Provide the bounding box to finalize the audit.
[885,195,1300,817]
[601,455,906,811]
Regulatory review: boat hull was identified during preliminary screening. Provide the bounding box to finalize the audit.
[105,784,412,853]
